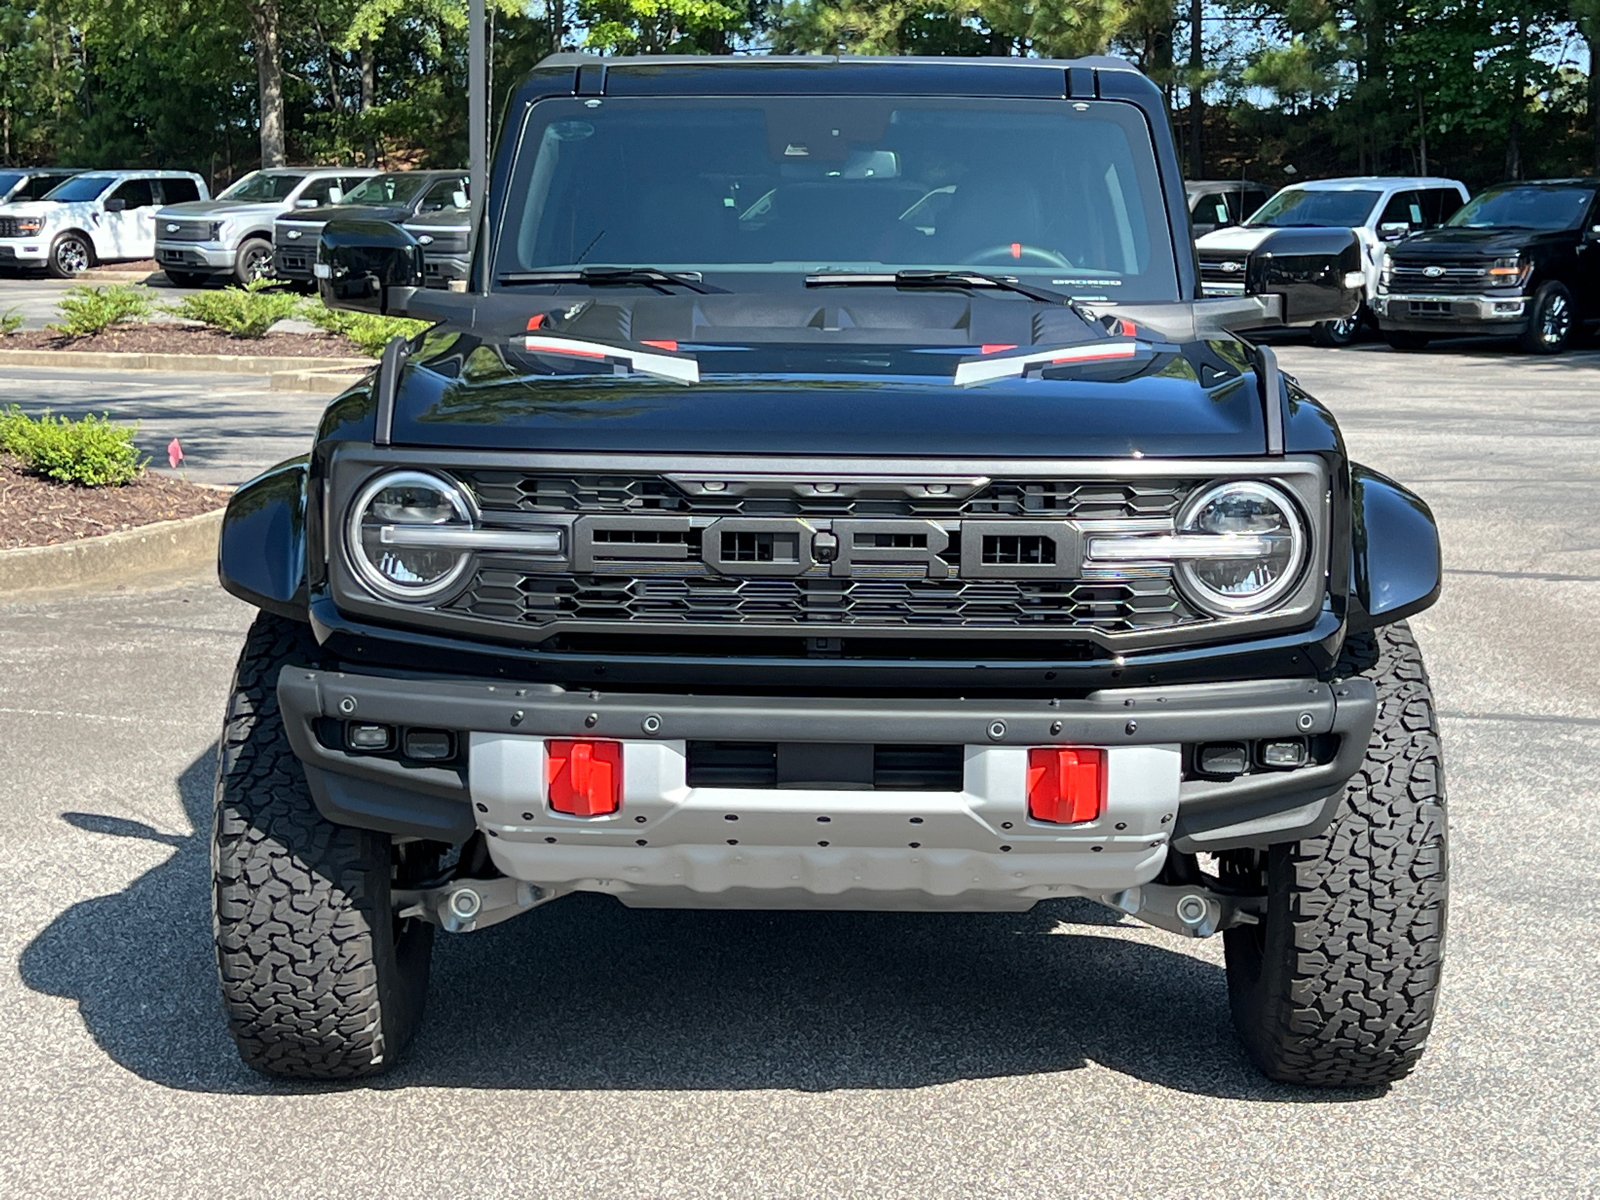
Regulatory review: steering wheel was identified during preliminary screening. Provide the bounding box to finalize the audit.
[961,243,1073,269]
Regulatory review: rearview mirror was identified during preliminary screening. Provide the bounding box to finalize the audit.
[317,219,424,314]
[1377,221,1411,242]
[103,198,126,212]
[1245,227,1364,326]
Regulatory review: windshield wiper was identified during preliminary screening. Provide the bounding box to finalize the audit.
[497,266,725,294]
[805,269,1076,307]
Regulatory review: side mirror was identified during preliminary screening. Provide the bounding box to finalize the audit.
[1377,221,1411,242]
[316,219,424,314]
[294,198,319,209]
[103,198,127,212]
[1245,227,1363,326]
[328,187,343,204]
[1587,225,1600,241]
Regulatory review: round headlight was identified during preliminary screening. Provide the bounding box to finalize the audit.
[346,470,475,602]
[1175,481,1306,615]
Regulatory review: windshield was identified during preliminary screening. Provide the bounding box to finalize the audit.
[218,170,307,201]
[495,96,1179,303]
[0,172,25,198]
[41,174,116,202]
[1247,188,1382,228]
[342,173,430,207]
[1447,186,1596,231]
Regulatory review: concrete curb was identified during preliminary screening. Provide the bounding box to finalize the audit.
[269,366,372,394]
[0,508,225,598]
[0,347,371,375]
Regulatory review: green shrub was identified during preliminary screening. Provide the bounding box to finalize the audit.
[0,406,145,486]
[163,279,302,338]
[0,307,22,336]
[301,302,430,357]
[49,284,152,338]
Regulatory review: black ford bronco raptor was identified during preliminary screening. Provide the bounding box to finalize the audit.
[214,53,1445,1086]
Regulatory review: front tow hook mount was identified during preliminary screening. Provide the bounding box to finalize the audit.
[1101,883,1264,939]
[394,877,565,933]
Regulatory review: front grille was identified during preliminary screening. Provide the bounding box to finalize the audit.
[1198,255,1247,294]
[1386,259,1491,295]
[454,571,1195,633]
[161,220,211,242]
[0,218,18,238]
[442,471,1205,636]
[461,472,1189,522]
[685,742,965,790]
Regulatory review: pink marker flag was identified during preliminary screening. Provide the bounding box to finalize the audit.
[167,438,183,469]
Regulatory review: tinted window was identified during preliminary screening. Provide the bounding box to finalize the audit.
[1379,191,1425,228]
[418,176,470,212]
[297,177,344,205]
[19,174,71,200]
[343,173,431,206]
[219,171,305,201]
[158,178,200,204]
[41,174,118,202]
[111,178,156,208]
[498,96,1178,303]
[1447,186,1598,231]
[1248,188,1383,228]
[0,172,25,200]
[1421,188,1463,226]
[1243,190,1269,214]
[1193,192,1232,225]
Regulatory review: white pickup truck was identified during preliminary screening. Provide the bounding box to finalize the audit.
[1196,176,1469,345]
[0,170,208,278]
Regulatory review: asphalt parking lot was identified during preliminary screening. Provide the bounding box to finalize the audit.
[1,341,1598,1197]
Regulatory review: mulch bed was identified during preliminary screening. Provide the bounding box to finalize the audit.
[3,324,369,359]
[1,453,228,551]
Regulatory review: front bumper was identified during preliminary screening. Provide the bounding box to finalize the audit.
[1374,292,1528,332]
[273,245,314,281]
[155,240,236,272]
[0,240,47,264]
[276,667,1376,910]
[422,253,470,288]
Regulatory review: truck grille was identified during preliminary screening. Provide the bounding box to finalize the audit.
[441,472,1205,636]
[453,571,1195,633]
[161,220,211,242]
[1385,259,1491,295]
[1198,255,1247,296]
[461,472,1189,522]
[0,218,19,238]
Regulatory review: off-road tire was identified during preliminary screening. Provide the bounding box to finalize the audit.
[46,232,92,278]
[1383,329,1431,351]
[1223,620,1447,1086]
[212,611,434,1079]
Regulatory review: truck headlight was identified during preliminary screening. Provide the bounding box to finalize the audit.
[1378,251,1392,292]
[16,217,42,235]
[1173,481,1306,615]
[209,221,227,241]
[346,470,475,601]
[1487,256,1529,288]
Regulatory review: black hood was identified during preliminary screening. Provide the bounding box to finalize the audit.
[283,201,411,228]
[385,324,1269,458]
[1391,226,1571,259]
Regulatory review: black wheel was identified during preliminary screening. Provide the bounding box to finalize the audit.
[212,611,436,1079]
[1311,307,1364,347]
[164,270,208,288]
[46,232,92,279]
[1383,329,1431,351]
[1222,621,1447,1087]
[233,238,274,286]
[1517,282,1575,354]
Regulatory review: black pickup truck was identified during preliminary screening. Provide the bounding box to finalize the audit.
[212,53,1445,1088]
[1375,179,1600,353]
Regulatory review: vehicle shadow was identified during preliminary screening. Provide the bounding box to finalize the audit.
[19,745,1383,1103]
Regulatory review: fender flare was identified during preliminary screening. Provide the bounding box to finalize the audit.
[218,455,309,621]
[1348,464,1441,631]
